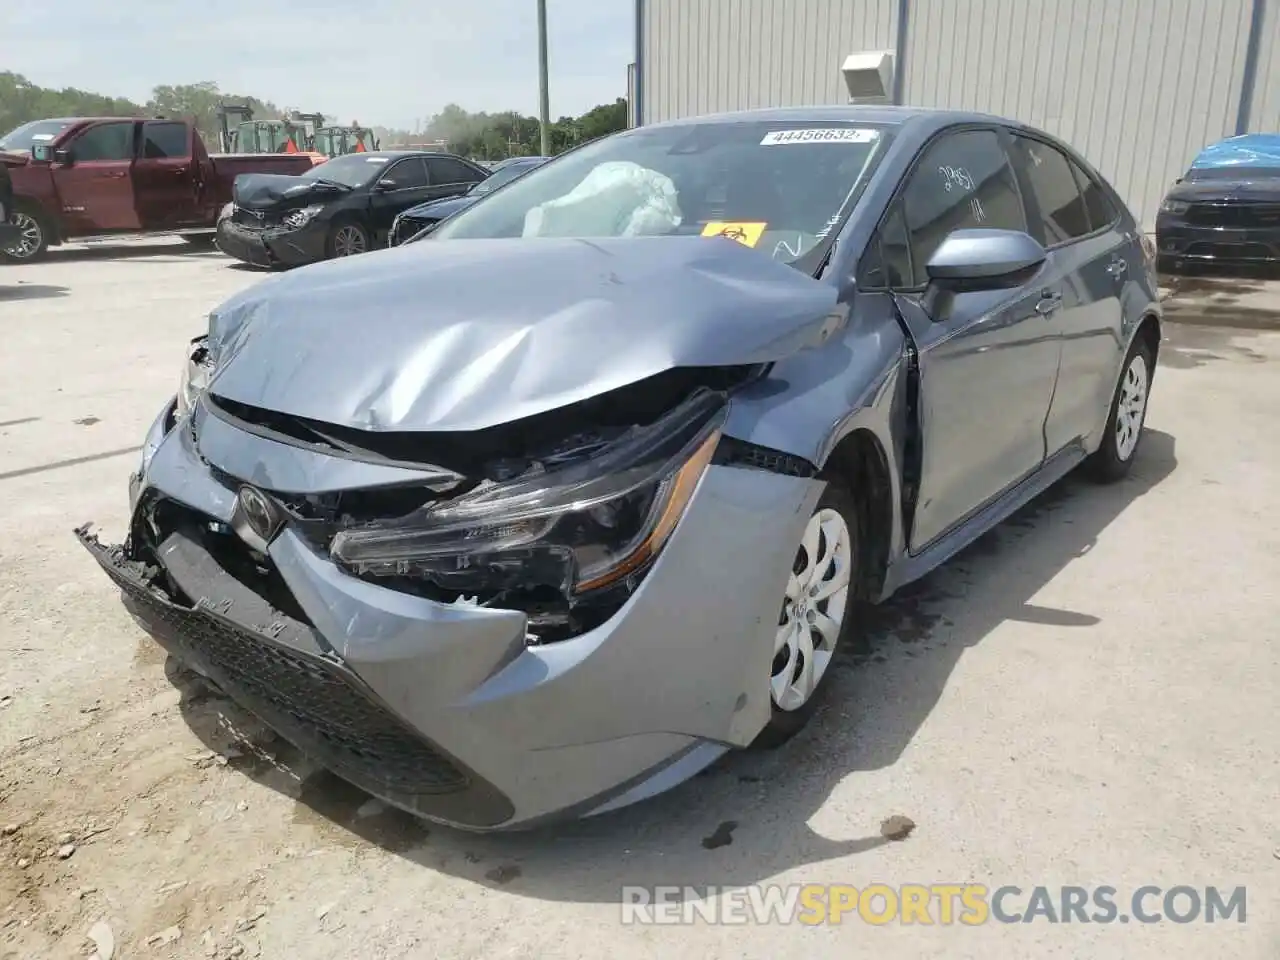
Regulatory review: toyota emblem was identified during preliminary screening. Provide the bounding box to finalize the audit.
[233,485,284,551]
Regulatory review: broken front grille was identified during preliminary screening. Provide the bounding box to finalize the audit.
[79,529,468,797]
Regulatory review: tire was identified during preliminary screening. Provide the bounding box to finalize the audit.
[753,483,862,748]
[325,220,370,259]
[1087,335,1154,483]
[0,202,51,263]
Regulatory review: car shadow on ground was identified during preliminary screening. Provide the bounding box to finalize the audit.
[44,242,222,264]
[0,283,68,301]
[169,430,1177,901]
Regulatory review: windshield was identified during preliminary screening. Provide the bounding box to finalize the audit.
[472,160,545,196]
[430,120,890,266]
[0,119,76,152]
[298,152,390,187]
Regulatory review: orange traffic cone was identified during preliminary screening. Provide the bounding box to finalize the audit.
[354,140,366,153]
[285,139,299,154]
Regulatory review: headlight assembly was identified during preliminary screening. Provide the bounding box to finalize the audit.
[283,204,325,229]
[1161,199,1189,215]
[176,335,214,419]
[330,390,727,596]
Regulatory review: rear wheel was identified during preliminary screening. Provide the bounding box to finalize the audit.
[326,220,369,259]
[1,203,51,263]
[1087,336,1154,483]
[754,484,861,748]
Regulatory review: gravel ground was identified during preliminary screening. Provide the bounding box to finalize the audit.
[1,242,1277,959]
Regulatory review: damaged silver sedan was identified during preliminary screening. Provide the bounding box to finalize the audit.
[79,107,1160,831]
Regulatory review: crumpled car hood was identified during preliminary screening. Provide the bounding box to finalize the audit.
[205,236,841,433]
[232,173,346,212]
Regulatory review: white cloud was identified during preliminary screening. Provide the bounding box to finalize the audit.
[2,0,634,128]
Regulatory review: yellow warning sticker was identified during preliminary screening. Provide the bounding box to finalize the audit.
[701,221,768,248]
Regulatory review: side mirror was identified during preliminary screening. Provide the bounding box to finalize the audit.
[374,178,396,191]
[31,144,53,163]
[925,228,1046,291]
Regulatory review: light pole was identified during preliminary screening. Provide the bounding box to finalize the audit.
[537,0,551,156]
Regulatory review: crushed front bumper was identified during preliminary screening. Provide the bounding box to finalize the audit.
[216,216,327,269]
[82,400,822,830]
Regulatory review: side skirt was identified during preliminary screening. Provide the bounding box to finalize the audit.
[881,441,1087,597]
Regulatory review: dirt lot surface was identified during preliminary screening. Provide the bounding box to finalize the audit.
[1,242,1277,959]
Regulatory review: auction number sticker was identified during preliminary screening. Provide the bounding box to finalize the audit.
[701,221,768,247]
[760,128,879,146]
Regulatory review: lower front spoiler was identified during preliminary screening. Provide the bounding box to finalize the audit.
[76,524,517,829]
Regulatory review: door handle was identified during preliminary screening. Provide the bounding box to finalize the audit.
[97,171,127,179]
[1106,259,1128,277]
[1035,289,1063,316]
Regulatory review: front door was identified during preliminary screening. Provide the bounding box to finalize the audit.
[887,128,1064,551]
[51,121,140,235]
[367,157,435,241]
[133,121,203,230]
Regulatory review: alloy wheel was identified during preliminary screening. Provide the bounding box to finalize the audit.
[5,212,43,260]
[772,508,852,712]
[1115,353,1149,461]
[333,225,367,257]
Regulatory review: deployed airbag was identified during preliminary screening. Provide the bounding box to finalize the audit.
[523,162,682,238]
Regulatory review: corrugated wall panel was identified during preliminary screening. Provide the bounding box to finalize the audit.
[640,0,899,126]
[902,0,1253,227]
[1247,0,1280,130]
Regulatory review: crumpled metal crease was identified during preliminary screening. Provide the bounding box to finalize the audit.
[204,235,841,434]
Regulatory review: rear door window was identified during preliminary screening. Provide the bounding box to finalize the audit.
[140,122,190,159]
[900,128,1027,286]
[70,122,134,162]
[1073,162,1118,232]
[427,157,485,186]
[1009,135,1092,245]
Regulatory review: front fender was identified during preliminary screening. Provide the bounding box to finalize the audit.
[723,303,909,561]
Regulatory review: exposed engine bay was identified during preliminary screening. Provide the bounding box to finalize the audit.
[132,362,807,645]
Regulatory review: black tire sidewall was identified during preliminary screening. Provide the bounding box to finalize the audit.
[326,219,369,259]
[1,203,50,263]
[755,482,862,747]
[1091,337,1154,482]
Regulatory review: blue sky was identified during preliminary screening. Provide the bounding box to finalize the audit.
[3,0,635,129]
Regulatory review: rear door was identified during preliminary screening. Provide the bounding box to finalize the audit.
[133,120,204,230]
[425,155,487,200]
[366,157,433,239]
[1007,133,1127,453]
[50,120,140,234]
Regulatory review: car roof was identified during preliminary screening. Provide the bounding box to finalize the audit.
[639,104,1012,136]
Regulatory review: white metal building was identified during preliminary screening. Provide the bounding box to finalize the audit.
[630,0,1280,227]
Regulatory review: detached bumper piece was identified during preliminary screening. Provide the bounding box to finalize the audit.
[215,214,326,269]
[76,524,512,824]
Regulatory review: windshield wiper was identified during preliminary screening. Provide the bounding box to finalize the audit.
[308,178,353,191]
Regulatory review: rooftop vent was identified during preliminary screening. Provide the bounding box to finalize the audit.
[842,50,895,104]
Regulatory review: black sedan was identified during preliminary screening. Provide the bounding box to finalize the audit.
[1156,133,1280,272]
[388,156,548,246]
[216,151,489,268]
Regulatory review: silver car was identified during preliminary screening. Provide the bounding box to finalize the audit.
[80,106,1160,831]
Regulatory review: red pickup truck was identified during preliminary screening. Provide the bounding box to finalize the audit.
[0,117,323,262]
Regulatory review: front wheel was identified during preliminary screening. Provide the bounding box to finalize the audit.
[0,204,51,263]
[753,484,861,748]
[326,220,369,259]
[1087,337,1154,483]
